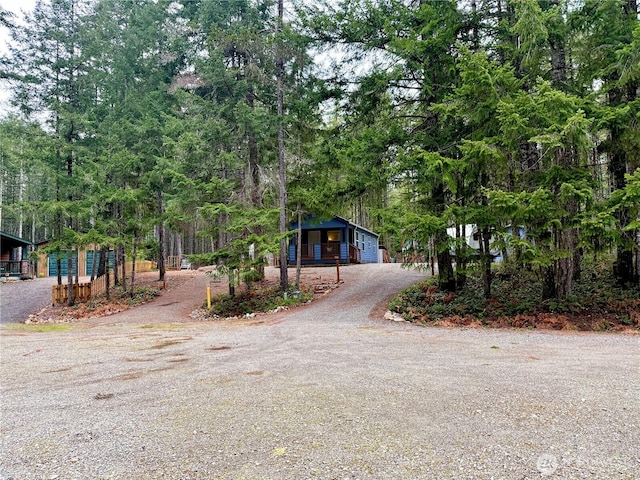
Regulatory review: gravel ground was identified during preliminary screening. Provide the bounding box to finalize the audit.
[0,276,59,324]
[1,264,639,479]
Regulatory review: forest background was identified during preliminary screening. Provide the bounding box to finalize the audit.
[0,0,639,315]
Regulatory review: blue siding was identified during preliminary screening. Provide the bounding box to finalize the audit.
[288,216,380,265]
[357,228,380,264]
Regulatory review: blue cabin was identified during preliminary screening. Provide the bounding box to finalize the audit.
[288,216,380,265]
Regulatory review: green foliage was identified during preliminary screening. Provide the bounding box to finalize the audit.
[390,257,640,330]
[111,284,161,306]
[207,285,312,318]
[185,253,217,268]
[3,0,639,304]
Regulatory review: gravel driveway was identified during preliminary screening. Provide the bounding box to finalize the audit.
[0,277,59,324]
[1,264,638,479]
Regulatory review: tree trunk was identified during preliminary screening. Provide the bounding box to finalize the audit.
[229,268,236,296]
[455,223,466,290]
[546,1,578,298]
[435,228,456,292]
[105,253,110,300]
[609,84,635,285]
[542,264,556,300]
[176,234,183,265]
[636,228,640,289]
[277,0,288,293]
[480,227,492,299]
[157,191,165,282]
[120,245,126,291]
[17,148,25,264]
[66,248,74,306]
[519,141,539,173]
[90,247,98,281]
[296,205,302,288]
[437,247,456,292]
[113,243,120,286]
[555,250,574,298]
[432,178,455,291]
[97,246,107,277]
[548,0,567,88]
[57,255,62,286]
[129,240,137,299]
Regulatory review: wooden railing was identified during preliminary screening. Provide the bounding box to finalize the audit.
[51,273,114,304]
[320,242,341,259]
[294,243,361,263]
[166,256,180,270]
[298,244,313,259]
[91,273,115,298]
[349,244,361,264]
[0,261,34,278]
[52,282,92,304]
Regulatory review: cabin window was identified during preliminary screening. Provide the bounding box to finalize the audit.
[308,230,321,245]
[327,230,340,242]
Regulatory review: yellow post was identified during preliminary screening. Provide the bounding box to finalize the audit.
[207,285,211,309]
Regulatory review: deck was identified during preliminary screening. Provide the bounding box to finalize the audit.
[0,260,35,279]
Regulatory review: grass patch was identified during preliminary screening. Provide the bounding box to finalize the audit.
[389,258,640,331]
[4,323,72,332]
[139,324,183,330]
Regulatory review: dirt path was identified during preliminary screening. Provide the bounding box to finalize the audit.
[85,264,410,326]
[1,264,638,480]
[85,270,210,326]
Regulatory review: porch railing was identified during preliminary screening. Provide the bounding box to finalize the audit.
[295,243,361,263]
[320,242,341,259]
[0,261,34,278]
[299,244,314,259]
[348,244,361,263]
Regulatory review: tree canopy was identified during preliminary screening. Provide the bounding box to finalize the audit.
[1,0,638,303]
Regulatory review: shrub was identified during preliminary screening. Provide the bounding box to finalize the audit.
[388,256,640,331]
[207,284,313,318]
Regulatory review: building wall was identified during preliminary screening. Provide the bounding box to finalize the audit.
[355,227,379,264]
[288,216,380,265]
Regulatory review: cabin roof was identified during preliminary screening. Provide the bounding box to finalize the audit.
[0,231,33,249]
[293,215,379,238]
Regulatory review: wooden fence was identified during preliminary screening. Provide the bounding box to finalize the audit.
[166,256,180,270]
[52,273,114,304]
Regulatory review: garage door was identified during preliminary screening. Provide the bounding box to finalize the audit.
[85,250,114,276]
[48,252,77,277]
